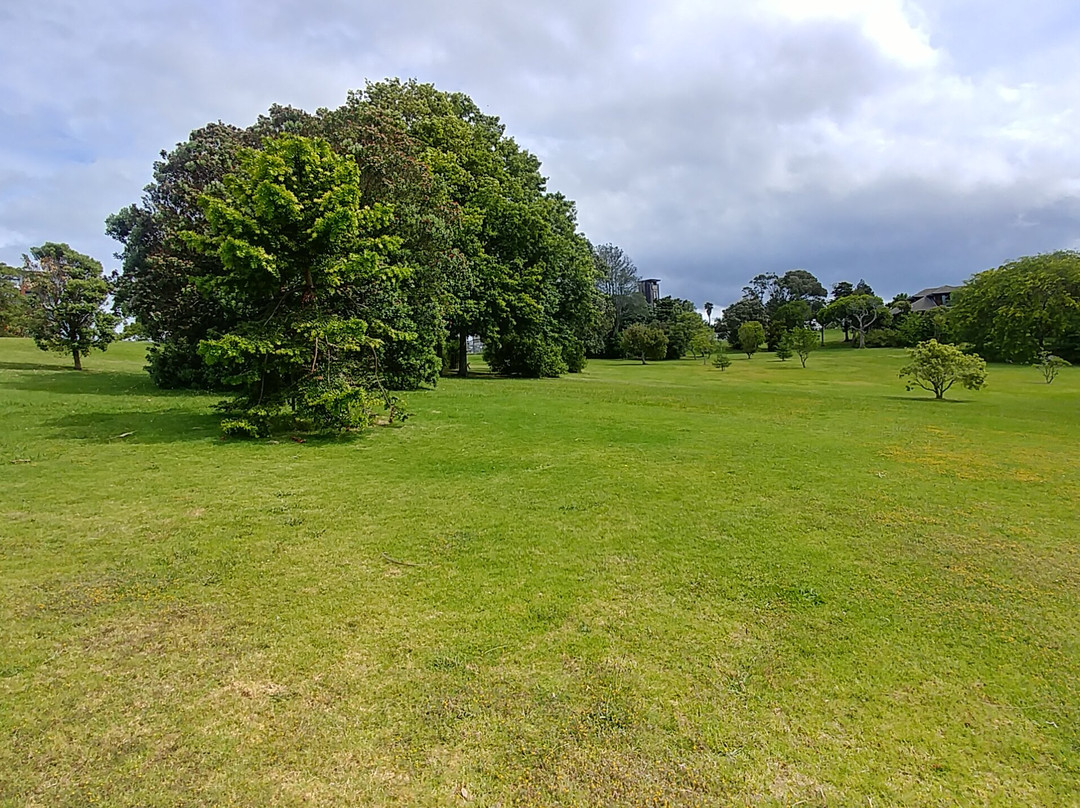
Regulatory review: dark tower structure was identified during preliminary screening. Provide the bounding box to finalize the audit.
[639,278,660,305]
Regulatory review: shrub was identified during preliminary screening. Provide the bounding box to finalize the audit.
[563,339,588,373]
[863,328,903,348]
[484,334,568,377]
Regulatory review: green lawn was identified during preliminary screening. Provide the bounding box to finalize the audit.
[2,337,1078,806]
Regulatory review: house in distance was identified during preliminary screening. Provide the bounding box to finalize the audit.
[909,285,961,311]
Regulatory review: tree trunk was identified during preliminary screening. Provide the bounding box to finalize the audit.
[72,348,82,371]
[457,330,468,378]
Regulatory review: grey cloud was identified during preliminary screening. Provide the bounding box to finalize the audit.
[1,0,1078,308]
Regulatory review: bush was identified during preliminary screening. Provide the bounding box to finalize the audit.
[220,419,263,439]
[863,328,903,348]
[146,340,233,390]
[484,334,568,377]
[563,339,588,373]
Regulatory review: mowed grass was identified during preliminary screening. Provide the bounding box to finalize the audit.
[1,336,1079,807]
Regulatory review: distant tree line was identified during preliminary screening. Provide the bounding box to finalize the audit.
[710,251,1080,366]
[591,244,711,363]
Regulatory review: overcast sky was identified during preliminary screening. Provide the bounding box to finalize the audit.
[2,0,1079,307]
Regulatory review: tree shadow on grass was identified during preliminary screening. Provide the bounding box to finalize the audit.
[883,395,972,404]
[45,409,375,446]
[0,363,161,397]
[46,409,223,444]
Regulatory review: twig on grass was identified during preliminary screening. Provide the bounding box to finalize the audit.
[381,552,422,568]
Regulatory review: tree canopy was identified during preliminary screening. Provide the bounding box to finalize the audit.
[109,80,600,397]
[22,243,118,370]
[951,251,1080,363]
[820,294,888,348]
[188,134,414,434]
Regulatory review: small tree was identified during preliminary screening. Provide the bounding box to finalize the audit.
[688,329,716,364]
[737,320,765,359]
[713,344,732,371]
[620,322,667,364]
[775,338,792,361]
[788,327,818,367]
[1037,352,1070,384]
[23,243,118,370]
[900,339,987,400]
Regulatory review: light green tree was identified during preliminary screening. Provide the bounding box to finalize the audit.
[688,329,716,363]
[951,251,1080,363]
[737,320,765,359]
[900,340,987,400]
[787,327,819,367]
[1037,352,1070,384]
[192,134,411,435]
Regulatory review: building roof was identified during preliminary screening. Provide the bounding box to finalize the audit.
[910,284,961,298]
[910,296,942,311]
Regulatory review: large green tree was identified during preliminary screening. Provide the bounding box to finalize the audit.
[22,243,118,370]
[620,322,667,364]
[717,296,766,344]
[647,296,703,359]
[109,81,598,387]
[354,80,598,378]
[951,251,1080,362]
[190,135,413,434]
[108,121,267,387]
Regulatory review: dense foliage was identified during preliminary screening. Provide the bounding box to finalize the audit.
[737,320,765,358]
[109,80,600,409]
[187,135,415,435]
[0,263,30,337]
[717,270,825,348]
[21,243,118,369]
[951,251,1080,363]
[619,322,668,363]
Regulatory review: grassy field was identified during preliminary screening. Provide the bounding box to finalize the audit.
[2,336,1079,806]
